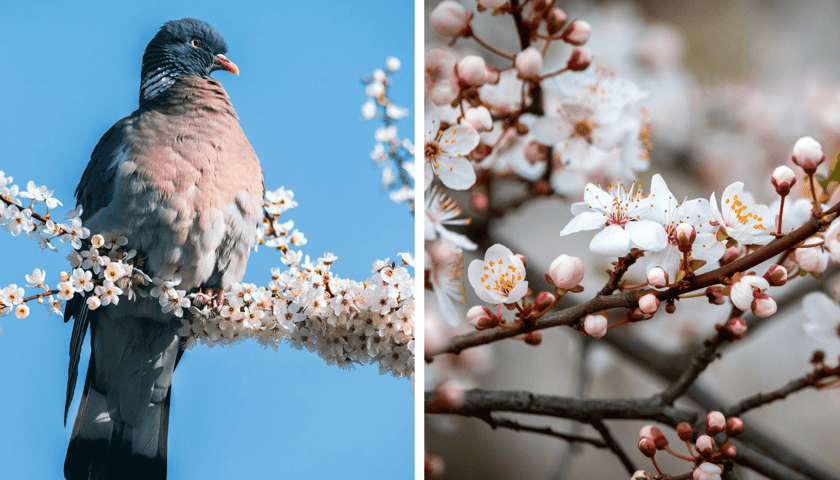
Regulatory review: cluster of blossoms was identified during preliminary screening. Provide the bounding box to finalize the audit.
[633,412,745,480]
[178,253,415,379]
[362,57,416,211]
[424,0,652,334]
[0,175,415,381]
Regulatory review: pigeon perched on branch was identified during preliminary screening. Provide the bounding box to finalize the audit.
[63,18,263,479]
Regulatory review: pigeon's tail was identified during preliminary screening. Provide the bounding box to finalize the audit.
[64,314,183,480]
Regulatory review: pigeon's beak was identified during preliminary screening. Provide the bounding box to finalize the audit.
[214,54,239,76]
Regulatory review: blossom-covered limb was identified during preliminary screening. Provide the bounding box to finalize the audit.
[429,199,840,359]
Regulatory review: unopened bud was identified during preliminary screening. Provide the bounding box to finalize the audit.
[425,452,445,478]
[665,302,677,314]
[429,379,465,411]
[752,293,777,318]
[705,285,728,305]
[515,47,543,80]
[548,254,584,290]
[560,19,591,45]
[638,437,656,458]
[647,267,669,288]
[695,435,715,456]
[566,47,593,71]
[771,165,797,196]
[723,317,747,338]
[639,425,663,441]
[725,417,745,437]
[515,254,527,268]
[430,1,472,39]
[524,331,543,345]
[524,141,550,164]
[719,444,737,460]
[676,422,693,441]
[795,239,829,273]
[631,470,651,480]
[638,293,659,314]
[463,106,492,133]
[546,8,568,36]
[467,305,498,330]
[705,411,726,436]
[720,243,745,265]
[483,66,500,85]
[584,314,608,338]
[792,136,825,174]
[457,56,487,87]
[675,222,696,253]
[534,291,556,313]
[763,264,787,286]
[693,463,723,480]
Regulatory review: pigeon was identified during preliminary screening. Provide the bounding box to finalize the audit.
[63,18,264,479]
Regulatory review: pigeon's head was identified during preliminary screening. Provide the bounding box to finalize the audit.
[140,18,239,103]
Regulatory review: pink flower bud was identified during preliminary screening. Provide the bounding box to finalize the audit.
[639,425,668,449]
[723,317,747,338]
[795,238,829,273]
[515,253,527,268]
[675,222,696,253]
[692,463,722,480]
[725,417,745,437]
[792,136,824,174]
[676,422,693,441]
[771,165,797,196]
[429,379,465,411]
[548,254,584,290]
[523,141,549,164]
[730,276,769,311]
[752,292,777,318]
[695,435,715,456]
[524,331,543,345]
[584,314,608,338]
[425,452,445,478]
[515,47,543,80]
[546,8,568,36]
[639,425,658,440]
[560,19,591,45]
[534,291,556,313]
[457,55,487,86]
[467,305,498,330]
[430,1,472,39]
[566,47,593,71]
[719,443,737,459]
[638,437,656,458]
[647,267,669,288]
[638,293,659,314]
[763,264,787,286]
[705,411,726,436]
[705,286,727,305]
[483,66,500,85]
[720,243,746,265]
[463,106,492,132]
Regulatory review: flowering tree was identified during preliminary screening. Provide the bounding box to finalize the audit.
[424,2,840,479]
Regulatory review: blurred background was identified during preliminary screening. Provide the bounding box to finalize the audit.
[425,0,840,478]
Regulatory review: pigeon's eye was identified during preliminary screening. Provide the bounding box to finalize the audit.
[190,38,200,48]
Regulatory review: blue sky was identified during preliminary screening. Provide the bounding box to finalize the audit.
[0,1,414,478]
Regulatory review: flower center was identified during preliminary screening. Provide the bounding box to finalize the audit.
[726,194,766,230]
[480,259,522,296]
[573,120,594,140]
[425,141,441,162]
